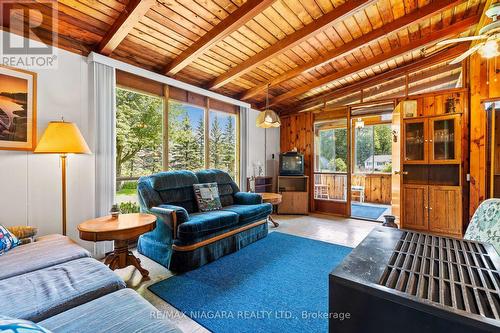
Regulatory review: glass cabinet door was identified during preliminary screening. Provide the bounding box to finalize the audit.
[404,120,427,163]
[429,115,460,163]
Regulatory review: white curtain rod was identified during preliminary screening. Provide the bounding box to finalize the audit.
[87,52,251,109]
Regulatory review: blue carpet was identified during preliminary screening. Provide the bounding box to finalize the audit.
[148,232,352,333]
[351,203,386,220]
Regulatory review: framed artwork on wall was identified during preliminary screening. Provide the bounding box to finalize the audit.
[0,66,37,151]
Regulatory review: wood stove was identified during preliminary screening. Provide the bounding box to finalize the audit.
[329,227,500,332]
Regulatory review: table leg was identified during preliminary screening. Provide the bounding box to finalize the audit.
[104,239,150,279]
[268,215,279,228]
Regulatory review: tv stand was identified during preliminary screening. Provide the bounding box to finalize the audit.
[277,176,309,214]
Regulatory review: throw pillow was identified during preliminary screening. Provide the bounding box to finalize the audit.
[0,316,52,333]
[193,183,222,212]
[0,225,20,256]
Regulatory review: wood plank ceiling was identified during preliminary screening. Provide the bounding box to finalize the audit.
[2,0,486,113]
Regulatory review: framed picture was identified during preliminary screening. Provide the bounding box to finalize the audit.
[0,66,37,151]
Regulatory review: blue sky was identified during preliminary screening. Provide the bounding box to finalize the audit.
[181,104,235,129]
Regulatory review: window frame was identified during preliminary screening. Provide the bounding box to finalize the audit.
[208,108,240,184]
[352,120,392,175]
[167,98,241,185]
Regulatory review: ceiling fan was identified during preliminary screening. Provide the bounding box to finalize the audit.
[437,3,500,64]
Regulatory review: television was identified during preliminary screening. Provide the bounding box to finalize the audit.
[279,152,304,176]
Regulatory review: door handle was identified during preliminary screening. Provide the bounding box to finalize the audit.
[394,171,409,175]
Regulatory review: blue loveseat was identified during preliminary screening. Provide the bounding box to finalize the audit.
[137,169,272,271]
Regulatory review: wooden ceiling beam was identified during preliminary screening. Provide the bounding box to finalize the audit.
[164,0,276,76]
[97,0,156,56]
[361,63,461,100]
[267,16,478,108]
[286,43,470,113]
[318,73,460,108]
[376,73,461,100]
[207,0,376,90]
[240,0,465,101]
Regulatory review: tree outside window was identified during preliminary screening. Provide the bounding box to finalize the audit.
[209,110,237,179]
[354,123,392,173]
[115,88,163,212]
[115,93,240,212]
[168,101,205,171]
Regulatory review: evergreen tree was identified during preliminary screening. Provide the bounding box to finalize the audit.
[169,115,199,170]
[221,116,236,177]
[209,114,224,169]
[195,118,205,169]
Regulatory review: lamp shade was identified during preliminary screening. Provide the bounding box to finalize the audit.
[34,121,91,154]
[256,109,281,128]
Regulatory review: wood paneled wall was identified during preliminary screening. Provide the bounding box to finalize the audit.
[469,53,500,218]
[280,113,314,177]
[352,174,392,204]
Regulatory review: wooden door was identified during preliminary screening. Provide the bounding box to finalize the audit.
[429,114,461,164]
[428,186,462,236]
[392,102,403,224]
[402,185,428,231]
[403,118,428,164]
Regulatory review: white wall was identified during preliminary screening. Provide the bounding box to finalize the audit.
[247,109,280,190]
[0,31,94,249]
[0,32,279,252]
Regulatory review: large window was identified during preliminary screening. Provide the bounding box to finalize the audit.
[354,121,392,173]
[209,110,238,179]
[115,84,240,214]
[115,87,163,210]
[168,101,205,171]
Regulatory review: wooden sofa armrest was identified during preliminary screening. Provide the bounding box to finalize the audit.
[148,207,179,239]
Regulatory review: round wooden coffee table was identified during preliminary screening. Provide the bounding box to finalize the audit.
[261,192,282,228]
[78,213,156,279]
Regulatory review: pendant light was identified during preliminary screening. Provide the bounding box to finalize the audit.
[256,83,281,128]
[355,117,365,129]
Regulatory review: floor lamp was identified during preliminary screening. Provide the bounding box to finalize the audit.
[34,120,91,235]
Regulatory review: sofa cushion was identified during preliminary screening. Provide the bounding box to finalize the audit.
[196,169,239,207]
[222,203,273,224]
[150,171,199,213]
[0,257,125,322]
[39,289,181,333]
[0,234,90,280]
[177,210,239,243]
[0,316,52,333]
[0,224,20,255]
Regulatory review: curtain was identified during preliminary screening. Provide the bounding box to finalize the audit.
[89,62,116,257]
[239,107,249,191]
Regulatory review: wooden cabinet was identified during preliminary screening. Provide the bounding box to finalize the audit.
[428,115,461,164]
[402,185,461,237]
[403,119,428,164]
[402,185,428,231]
[277,176,309,214]
[399,91,465,237]
[428,186,462,236]
[403,114,461,164]
[247,176,273,193]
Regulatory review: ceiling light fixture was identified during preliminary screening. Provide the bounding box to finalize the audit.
[256,83,281,128]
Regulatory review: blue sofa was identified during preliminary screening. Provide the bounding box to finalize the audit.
[0,234,180,332]
[137,169,272,271]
